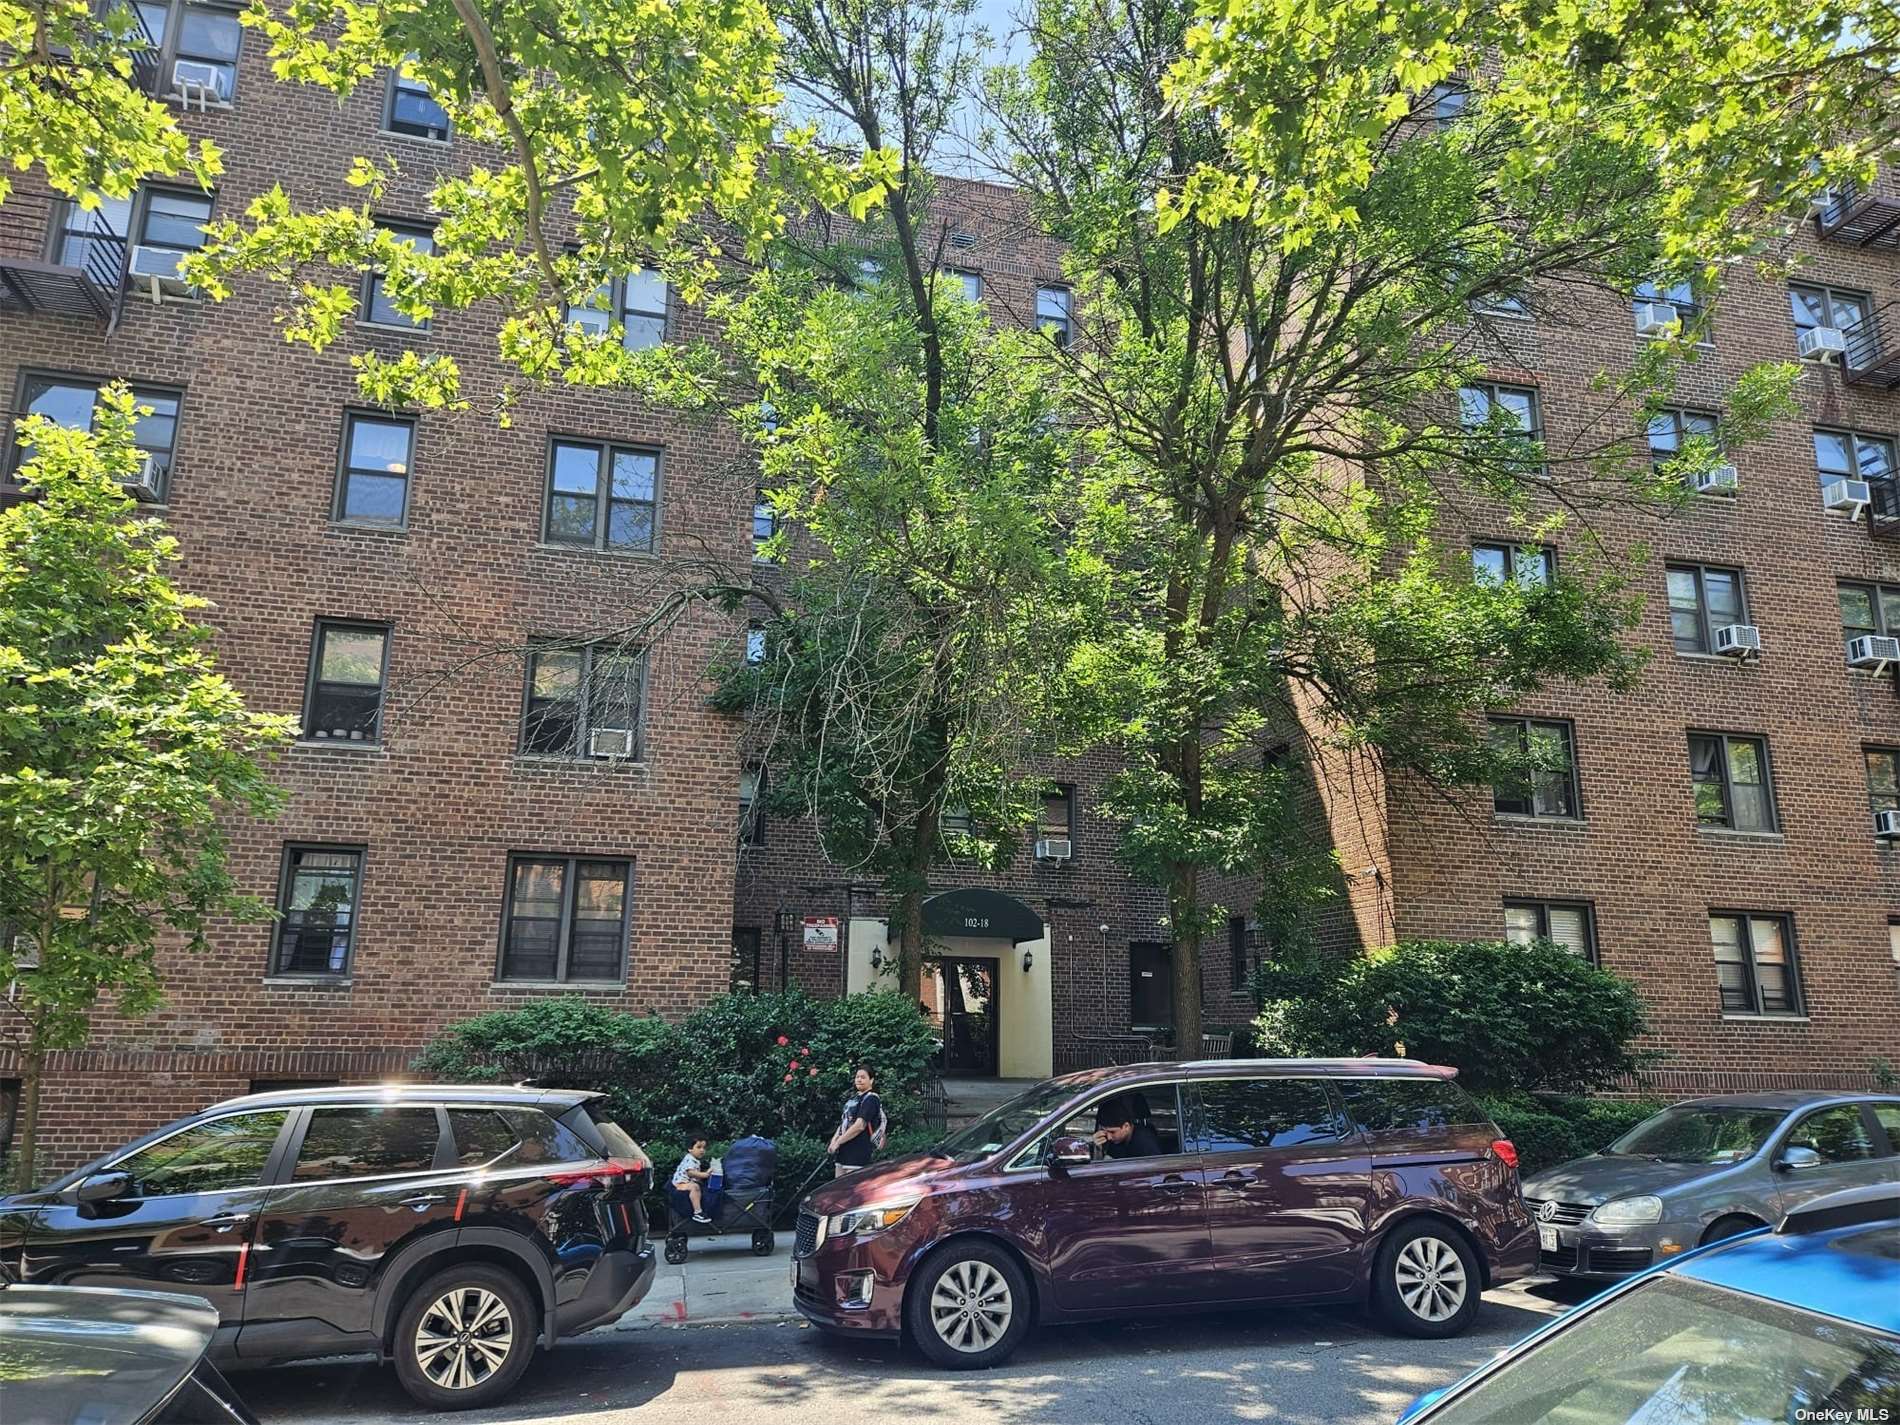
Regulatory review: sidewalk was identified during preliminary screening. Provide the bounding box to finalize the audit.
[608,1235,802,1331]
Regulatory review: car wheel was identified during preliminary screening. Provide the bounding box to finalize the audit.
[751,1230,775,1256]
[1700,1214,1762,1246]
[905,1241,1031,1369]
[392,1263,536,1410]
[1373,1220,1482,1339]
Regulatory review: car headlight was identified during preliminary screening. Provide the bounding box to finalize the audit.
[828,1199,919,1238]
[1590,1194,1664,1226]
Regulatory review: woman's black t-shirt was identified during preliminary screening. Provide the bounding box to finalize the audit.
[834,1090,882,1167]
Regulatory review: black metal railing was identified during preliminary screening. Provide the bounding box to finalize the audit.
[1866,478,1900,538]
[1818,179,1866,231]
[0,190,129,324]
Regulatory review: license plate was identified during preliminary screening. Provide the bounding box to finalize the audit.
[1539,1224,1559,1252]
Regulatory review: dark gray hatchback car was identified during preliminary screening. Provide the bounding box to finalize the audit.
[0,1085,655,1410]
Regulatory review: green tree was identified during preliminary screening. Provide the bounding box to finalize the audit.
[0,391,294,1188]
[987,0,1818,1050]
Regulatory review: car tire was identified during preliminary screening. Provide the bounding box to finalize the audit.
[392,1263,537,1410]
[751,1230,775,1256]
[1700,1214,1763,1246]
[905,1240,1032,1369]
[1372,1219,1482,1339]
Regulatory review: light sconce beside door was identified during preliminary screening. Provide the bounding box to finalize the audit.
[1021,948,1034,972]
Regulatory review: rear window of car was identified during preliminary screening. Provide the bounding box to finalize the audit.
[448,1109,521,1167]
[501,1107,592,1164]
[558,1101,641,1160]
[1336,1077,1488,1134]
[291,1106,441,1180]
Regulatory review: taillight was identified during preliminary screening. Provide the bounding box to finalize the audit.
[550,1156,648,1187]
[1491,1139,1519,1171]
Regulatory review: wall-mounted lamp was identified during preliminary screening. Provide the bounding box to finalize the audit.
[870,944,883,971]
[1021,948,1034,972]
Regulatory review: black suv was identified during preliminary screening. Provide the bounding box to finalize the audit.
[0,1085,655,1410]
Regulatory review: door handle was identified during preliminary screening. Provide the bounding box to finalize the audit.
[1152,1174,1193,1192]
[399,1194,447,1212]
[204,1213,252,1233]
[1221,1169,1251,1185]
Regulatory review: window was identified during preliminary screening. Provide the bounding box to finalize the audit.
[334,411,414,525]
[739,765,765,847]
[9,373,181,496]
[271,846,362,977]
[383,65,449,141]
[1876,1102,1900,1148]
[1665,564,1747,655]
[1473,285,1528,318]
[1129,941,1172,1029]
[1633,278,1700,331]
[1783,1105,1876,1163]
[361,223,434,328]
[1867,748,1900,819]
[752,488,778,561]
[1647,409,1720,471]
[1335,1078,1486,1135]
[1472,541,1553,588]
[1504,900,1596,961]
[1427,81,1468,126]
[1710,912,1800,1015]
[745,624,766,665]
[1458,382,1541,467]
[136,1,242,103]
[291,1105,441,1181]
[114,1110,287,1197]
[447,1109,518,1167]
[303,622,389,742]
[566,270,668,350]
[1487,717,1579,819]
[520,641,643,758]
[952,269,982,303]
[1838,580,1900,652]
[1039,785,1074,841]
[1041,1085,1184,1160]
[1816,428,1896,489]
[0,1079,17,1175]
[133,188,212,260]
[499,855,632,982]
[939,805,973,836]
[1791,282,1870,340]
[732,927,762,991]
[1228,914,1249,992]
[1689,733,1775,832]
[544,440,658,553]
[1036,285,1072,347]
[51,193,131,272]
[1190,1077,1345,1152]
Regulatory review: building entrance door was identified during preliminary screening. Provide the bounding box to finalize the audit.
[934,957,1000,1076]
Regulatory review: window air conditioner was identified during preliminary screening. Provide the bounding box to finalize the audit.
[589,728,634,759]
[1632,302,1678,335]
[1847,634,1900,670]
[123,452,166,502]
[128,244,192,301]
[1713,624,1761,658]
[170,59,225,109]
[1034,837,1073,862]
[1823,478,1873,516]
[1692,465,1738,495]
[1798,326,1847,361]
[1878,809,1900,840]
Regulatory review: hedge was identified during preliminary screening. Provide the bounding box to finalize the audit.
[1481,1095,1666,1175]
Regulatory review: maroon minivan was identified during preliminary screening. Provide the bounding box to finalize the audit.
[792,1058,1535,1367]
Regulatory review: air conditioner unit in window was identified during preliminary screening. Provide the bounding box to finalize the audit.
[1847,634,1900,670]
[1824,477,1873,516]
[1799,325,1848,361]
[1878,809,1900,840]
[1692,465,1738,495]
[1034,837,1073,862]
[588,728,634,759]
[170,59,225,109]
[128,244,192,301]
[122,452,166,503]
[1633,302,1678,335]
[1713,623,1761,658]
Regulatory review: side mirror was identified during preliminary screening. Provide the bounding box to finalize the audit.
[1049,1134,1093,1168]
[74,1170,132,1204]
[1774,1146,1823,1172]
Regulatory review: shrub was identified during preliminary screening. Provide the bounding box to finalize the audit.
[1479,1094,1669,1175]
[1252,939,1653,1096]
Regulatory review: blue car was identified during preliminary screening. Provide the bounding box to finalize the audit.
[1398,1184,1899,1423]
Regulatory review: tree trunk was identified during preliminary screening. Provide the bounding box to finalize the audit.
[891,885,926,1001]
[1169,865,1203,1060]
[12,1042,44,1192]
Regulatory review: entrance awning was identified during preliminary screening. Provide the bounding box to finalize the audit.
[922,888,1044,945]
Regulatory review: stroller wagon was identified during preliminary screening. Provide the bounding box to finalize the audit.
[663,1134,777,1263]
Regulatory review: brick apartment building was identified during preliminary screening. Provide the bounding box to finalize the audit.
[2,18,1897,1172]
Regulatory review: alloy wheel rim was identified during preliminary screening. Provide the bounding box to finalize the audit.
[1394,1236,1468,1322]
[929,1259,1013,1352]
[415,1286,514,1390]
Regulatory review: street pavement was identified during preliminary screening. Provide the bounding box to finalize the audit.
[232,1251,1593,1425]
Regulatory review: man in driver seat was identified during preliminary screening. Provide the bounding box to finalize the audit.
[1092,1097,1161,1158]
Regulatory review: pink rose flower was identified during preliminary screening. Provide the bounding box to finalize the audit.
[776,1035,789,1046]
[783,1073,793,1082]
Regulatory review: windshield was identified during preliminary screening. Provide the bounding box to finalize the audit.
[932,1078,1091,1163]
[1421,1274,1900,1424]
[1606,1106,1785,1164]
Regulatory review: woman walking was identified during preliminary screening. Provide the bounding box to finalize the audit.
[828,1064,884,1177]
